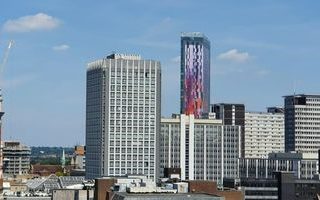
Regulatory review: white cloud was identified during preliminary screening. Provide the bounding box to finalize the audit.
[222,37,283,50]
[52,44,70,51]
[171,56,180,63]
[217,49,250,63]
[2,13,60,32]
[257,69,269,76]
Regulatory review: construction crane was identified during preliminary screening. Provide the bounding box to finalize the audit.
[0,40,14,192]
[0,40,14,109]
[0,40,14,76]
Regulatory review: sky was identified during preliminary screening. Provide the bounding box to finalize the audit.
[0,0,320,146]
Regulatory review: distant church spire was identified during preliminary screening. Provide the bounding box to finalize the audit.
[61,149,65,168]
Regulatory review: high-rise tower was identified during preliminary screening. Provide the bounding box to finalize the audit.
[180,32,210,118]
[284,94,320,158]
[85,53,161,181]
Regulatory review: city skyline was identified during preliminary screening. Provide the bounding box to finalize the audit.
[1,1,320,146]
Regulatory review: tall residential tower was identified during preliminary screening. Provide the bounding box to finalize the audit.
[244,108,284,158]
[180,32,210,118]
[85,54,161,181]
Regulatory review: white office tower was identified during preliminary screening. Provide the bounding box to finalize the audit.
[284,94,320,158]
[244,108,285,158]
[160,114,241,185]
[86,54,161,181]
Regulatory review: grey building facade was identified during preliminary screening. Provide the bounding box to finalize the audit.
[238,152,319,180]
[284,94,320,158]
[160,114,241,185]
[244,109,284,158]
[276,172,320,200]
[225,172,320,200]
[224,177,278,200]
[86,54,161,181]
[212,103,245,157]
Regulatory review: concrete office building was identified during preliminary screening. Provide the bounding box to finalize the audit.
[245,108,284,158]
[86,53,161,181]
[276,171,320,200]
[2,141,31,175]
[160,114,241,185]
[284,94,320,158]
[212,103,245,157]
[181,32,210,118]
[238,152,319,180]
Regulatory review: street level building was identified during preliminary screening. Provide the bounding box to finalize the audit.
[224,177,278,200]
[245,108,284,158]
[160,114,241,185]
[284,94,320,158]
[276,171,320,200]
[180,32,210,118]
[225,172,320,200]
[3,141,31,176]
[86,53,161,181]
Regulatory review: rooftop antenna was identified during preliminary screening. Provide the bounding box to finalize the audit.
[293,80,296,96]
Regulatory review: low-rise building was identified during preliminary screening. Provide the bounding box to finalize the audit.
[225,171,320,200]
[111,193,223,200]
[26,175,85,194]
[94,176,243,200]
[276,172,320,200]
[224,177,278,200]
[52,189,94,200]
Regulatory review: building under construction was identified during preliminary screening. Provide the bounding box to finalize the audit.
[2,141,31,176]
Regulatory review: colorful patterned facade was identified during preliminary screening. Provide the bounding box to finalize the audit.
[180,32,210,118]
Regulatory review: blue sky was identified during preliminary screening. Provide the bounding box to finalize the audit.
[1,1,320,146]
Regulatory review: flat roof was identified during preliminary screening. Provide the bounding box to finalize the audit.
[212,103,245,106]
[283,94,320,98]
[181,32,210,42]
[114,192,222,199]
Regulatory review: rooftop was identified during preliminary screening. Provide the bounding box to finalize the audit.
[106,53,141,60]
[283,94,320,98]
[181,32,210,41]
[213,103,245,106]
[114,192,223,200]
